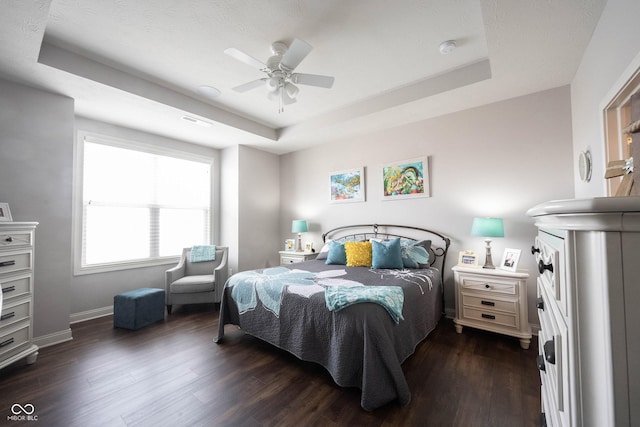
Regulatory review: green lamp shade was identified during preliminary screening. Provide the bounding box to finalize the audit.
[291,220,308,233]
[471,217,504,238]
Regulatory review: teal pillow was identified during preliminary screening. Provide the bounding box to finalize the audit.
[325,241,347,265]
[401,240,430,268]
[371,238,403,269]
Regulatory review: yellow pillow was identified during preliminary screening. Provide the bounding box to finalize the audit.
[344,241,372,267]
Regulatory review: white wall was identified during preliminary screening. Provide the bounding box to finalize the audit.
[237,145,281,270]
[572,0,640,197]
[0,79,74,340]
[221,145,281,274]
[280,86,575,325]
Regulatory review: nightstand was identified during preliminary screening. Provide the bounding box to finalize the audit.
[452,265,531,349]
[279,251,318,265]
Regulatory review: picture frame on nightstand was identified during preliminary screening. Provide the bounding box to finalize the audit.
[500,248,521,272]
[284,239,295,251]
[457,250,478,267]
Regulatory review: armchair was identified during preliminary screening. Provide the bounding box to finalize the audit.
[165,246,228,314]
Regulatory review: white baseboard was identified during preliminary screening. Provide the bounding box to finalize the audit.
[70,305,113,324]
[33,328,73,349]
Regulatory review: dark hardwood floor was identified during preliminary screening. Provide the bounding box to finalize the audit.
[0,305,540,426]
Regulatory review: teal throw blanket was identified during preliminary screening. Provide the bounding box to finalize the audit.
[229,267,316,316]
[190,245,216,262]
[324,285,405,324]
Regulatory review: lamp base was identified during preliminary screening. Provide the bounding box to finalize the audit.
[296,233,303,252]
[483,239,496,269]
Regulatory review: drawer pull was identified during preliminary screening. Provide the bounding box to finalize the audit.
[538,260,553,274]
[2,285,16,294]
[0,338,14,348]
[544,338,555,364]
[5,236,13,242]
[531,245,540,254]
[536,354,546,372]
[0,312,15,321]
[536,297,544,311]
[484,283,490,289]
[0,260,16,267]
[481,300,495,307]
[481,313,496,320]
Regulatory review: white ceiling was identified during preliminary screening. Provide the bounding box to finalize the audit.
[0,0,606,154]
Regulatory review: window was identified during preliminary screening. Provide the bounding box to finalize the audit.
[74,132,212,273]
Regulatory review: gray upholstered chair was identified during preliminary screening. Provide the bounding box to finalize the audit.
[165,246,228,314]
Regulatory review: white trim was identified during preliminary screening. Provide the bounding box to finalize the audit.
[33,328,73,349]
[73,256,178,276]
[70,305,113,324]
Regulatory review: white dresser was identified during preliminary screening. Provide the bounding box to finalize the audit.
[528,198,640,427]
[0,222,38,369]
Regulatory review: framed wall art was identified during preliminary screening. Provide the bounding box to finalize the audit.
[382,157,429,200]
[329,167,365,203]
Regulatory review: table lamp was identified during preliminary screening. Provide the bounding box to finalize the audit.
[471,217,504,269]
[291,220,308,252]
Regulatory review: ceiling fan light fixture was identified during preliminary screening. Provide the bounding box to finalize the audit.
[285,82,299,99]
[266,76,280,92]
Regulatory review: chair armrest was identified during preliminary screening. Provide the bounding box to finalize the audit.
[165,255,187,288]
[213,248,229,286]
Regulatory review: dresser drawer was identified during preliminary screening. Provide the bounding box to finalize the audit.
[0,322,31,360]
[535,231,567,316]
[462,306,518,329]
[0,299,31,330]
[1,274,32,303]
[537,281,570,423]
[459,275,518,296]
[461,294,517,314]
[0,230,33,249]
[0,250,33,276]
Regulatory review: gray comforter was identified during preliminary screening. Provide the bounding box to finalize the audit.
[215,259,442,411]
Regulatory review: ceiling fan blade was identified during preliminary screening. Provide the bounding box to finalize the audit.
[232,78,266,93]
[291,73,335,89]
[279,38,312,72]
[224,47,267,70]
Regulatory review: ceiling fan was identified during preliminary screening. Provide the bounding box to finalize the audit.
[224,38,335,112]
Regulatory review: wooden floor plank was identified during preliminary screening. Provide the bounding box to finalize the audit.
[0,304,540,426]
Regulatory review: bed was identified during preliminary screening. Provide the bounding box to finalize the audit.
[215,224,451,411]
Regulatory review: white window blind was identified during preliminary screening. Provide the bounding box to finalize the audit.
[79,137,211,269]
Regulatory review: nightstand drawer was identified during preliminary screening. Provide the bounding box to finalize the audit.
[459,276,517,296]
[281,256,303,264]
[462,294,517,314]
[462,306,518,329]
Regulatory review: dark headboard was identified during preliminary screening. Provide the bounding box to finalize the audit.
[321,223,451,281]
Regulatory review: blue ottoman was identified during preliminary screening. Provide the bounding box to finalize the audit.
[114,288,165,330]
